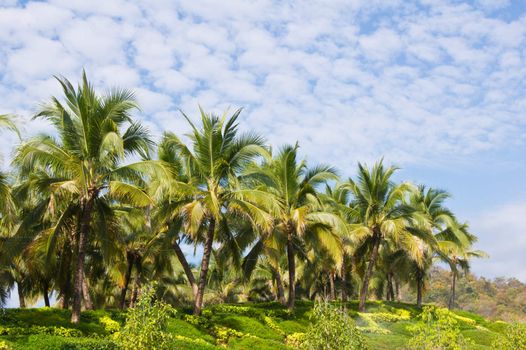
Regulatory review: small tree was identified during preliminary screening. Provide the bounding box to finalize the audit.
[302,302,369,350]
[407,306,472,350]
[115,283,175,350]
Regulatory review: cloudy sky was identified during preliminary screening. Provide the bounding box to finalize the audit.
[0,0,525,291]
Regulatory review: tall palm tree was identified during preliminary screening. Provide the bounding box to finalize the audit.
[14,72,157,323]
[246,144,345,309]
[344,160,418,312]
[163,108,275,315]
[435,223,487,309]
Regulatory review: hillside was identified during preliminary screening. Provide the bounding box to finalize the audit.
[400,267,526,322]
[0,301,514,349]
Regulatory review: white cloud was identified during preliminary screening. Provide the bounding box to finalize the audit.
[470,200,526,282]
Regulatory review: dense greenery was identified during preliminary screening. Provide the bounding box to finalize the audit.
[0,300,521,349]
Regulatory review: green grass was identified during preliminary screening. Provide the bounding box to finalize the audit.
[0,301,510,349]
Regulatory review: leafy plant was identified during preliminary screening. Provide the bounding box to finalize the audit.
[491,323,526,349]
[407,306,473,350]
[114,284,175,350]
[301,302,369,350]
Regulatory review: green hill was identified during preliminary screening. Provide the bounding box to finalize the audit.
[0,301,515,349]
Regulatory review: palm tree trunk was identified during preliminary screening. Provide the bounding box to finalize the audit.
[130,256,143,308]
[386,273,394,301]
[448,271,457,310]
[71,193,96,323]
[194,217,215,315]
[286,229,296,310]
[359,233,380,312]
[272,267,286,305]
[43,280,50,307]
[329,271,336,301]
[119,252,135,309]
[173,239,198,298]
[395,278,400,301]
[59,238,72,309]
[341,255,348,303]
[17,281,25,308]
[82,272,93,310]
[416,270,423,308]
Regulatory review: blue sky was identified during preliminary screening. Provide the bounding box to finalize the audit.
[0,0,526,306]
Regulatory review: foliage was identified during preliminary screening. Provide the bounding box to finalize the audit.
[301,302,369,350]
[114,284,175,350]
[407,306,473,350]
[98,316,120,334]
[403,266,526,322]
[491,323,526,350]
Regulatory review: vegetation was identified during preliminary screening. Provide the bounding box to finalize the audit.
[406,306,472,350]
[0,301,517,349]
[401,266,526,323]
[300,302,368,350]
[0,72,521,348]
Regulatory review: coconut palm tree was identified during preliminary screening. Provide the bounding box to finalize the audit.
[435,223,487,309]
[13,72,159,323]
[161,108,276,315]
[344,160,419,312]
[245,144,346,309]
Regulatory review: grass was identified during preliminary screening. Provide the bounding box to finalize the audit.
[0,301,510,349]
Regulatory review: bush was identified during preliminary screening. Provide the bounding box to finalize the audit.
[114,283,175,350]
[0,340,11,350]
[25,335,117,350]
[491,323,526,350]
[407,306,473,350]
[98,316,120,334]
[301,302,369,350]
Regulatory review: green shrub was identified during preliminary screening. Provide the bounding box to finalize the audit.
[228,336,290,350]
[0,325,83,337]
[25,335,117,350]
[491,323,526,349]
[114,283,175,350]
[285,332,305,349]
[407,306,473,350]
[0,340,11,350]
[301,302,369,350]
[98,316,120,334]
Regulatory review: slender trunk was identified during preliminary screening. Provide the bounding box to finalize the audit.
[71,193,96,323]
[173,239,198,298]
[386,273,394,301]
[341,255,348,303]
[395,278,400,302]
[329,271,336,301]
[416,270,423,308]
[130,256,143,308]
[43,280,50,307]
[359,232,381,312]
[448,271,457,310]
[17,281,25,308]
[82,271,93,310]
[119,252,135,309]
[286,229,296,310]
[272,267,286,305]
[193,217,215,315]
[59,239,72,309]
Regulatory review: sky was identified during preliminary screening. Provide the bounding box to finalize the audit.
[1,0,526,305]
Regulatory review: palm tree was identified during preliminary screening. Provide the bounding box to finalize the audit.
[246,144,345,309]
[14,72,157,323]
[435,223,487,309]
[162,108,275,315]
[344,160,417,312]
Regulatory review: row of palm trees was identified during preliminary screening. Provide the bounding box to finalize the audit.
[0,73,485,323]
